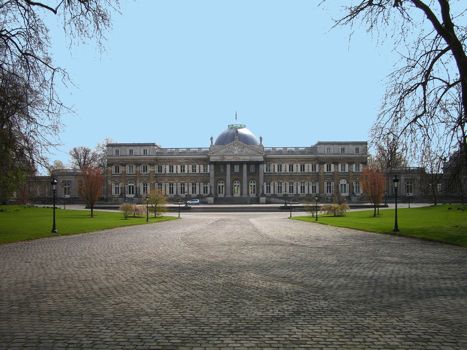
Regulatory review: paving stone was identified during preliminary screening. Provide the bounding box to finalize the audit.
[0,212,466,349]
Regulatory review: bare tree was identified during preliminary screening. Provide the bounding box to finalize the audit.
[78,166,104,218]
[94,138,113,170]
[361,166,386,217]
[69,146,98,170]
[0,0,118,199]
[148,189,167,218]
[322,1,467,164]
[420,136,447,205]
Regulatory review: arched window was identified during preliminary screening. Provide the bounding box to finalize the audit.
[233,180,240,197]
[217,181,225,196]
[249,180,256,196]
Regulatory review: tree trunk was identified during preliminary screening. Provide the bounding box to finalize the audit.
[373,203,377,217]
[91,205,94,218]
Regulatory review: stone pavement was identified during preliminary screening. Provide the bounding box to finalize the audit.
[1,212,466,349]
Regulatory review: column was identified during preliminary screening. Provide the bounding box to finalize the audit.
[209,163,215,195]
[226,163,231,197]
[242,163,248,197]
[259,163,264,196]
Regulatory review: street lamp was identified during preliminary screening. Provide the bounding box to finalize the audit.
[314,195,319,222]
[51,177,58,234]
[177,198,181,218]
[393,175,399,232]
[146,196,149,223]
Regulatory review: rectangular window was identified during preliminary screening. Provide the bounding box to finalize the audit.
[157,165,163,173]
[113,183,120,195]
[300,182,305,194]
[300,164,305,172]
[127,165,134,174]
[266,182,271,194]
[250,164,255,173]
[277,182,283,194]
[354,163,361,172]
[192,164,197,173]
[169,165,174,173]
[265,164,271,173]
[326,182,333,194]
[340,164,347,172]
[203,183,209,194]
[311,182,317,194]
[158,183,163,191]
[115,149,120,156]
[341,147,345,154]
[326,164,332,172]
[113,165,120,174]
[128,183,135,195]
[63,180,71,196]
[355,147,360,154]
[191,183,197,194]
[406,180,413,195]
[288,164,294,172]
[141,165,148,174]
[143,148,148,156]
[353,182,361,194]
[180,165,186,173]
[234,164,240,172]
[288,182,294,194]
[277,164,283,173]
[326,147,331,154]
[129,149,134,156]
[169,183,174,195]
[311,164,317,172]
[180,183,186,195]
[203,164,208,173]
[142,183,148,195]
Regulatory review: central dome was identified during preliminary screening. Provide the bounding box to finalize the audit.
[214,124,260,146]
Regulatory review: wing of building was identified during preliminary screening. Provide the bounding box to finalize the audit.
[105,124,368,204]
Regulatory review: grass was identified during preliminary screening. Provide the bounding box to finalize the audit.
[0,205,177,244]
[293,204,467,247]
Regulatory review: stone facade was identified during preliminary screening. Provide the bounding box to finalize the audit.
[105,124,368,203]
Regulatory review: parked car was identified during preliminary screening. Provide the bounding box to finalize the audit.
[186,199,200,205]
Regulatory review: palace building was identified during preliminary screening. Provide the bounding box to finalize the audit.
[105,124,368,203]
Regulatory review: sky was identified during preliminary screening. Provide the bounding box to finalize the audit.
[47,0,397,166]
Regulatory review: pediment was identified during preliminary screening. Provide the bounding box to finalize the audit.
[209,141,264,162]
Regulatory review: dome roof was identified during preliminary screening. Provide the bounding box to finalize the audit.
[214,124,260,146]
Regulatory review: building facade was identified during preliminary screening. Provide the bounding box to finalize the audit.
[105,124,368,203]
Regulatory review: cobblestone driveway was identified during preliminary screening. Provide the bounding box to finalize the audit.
[1,212,467,349]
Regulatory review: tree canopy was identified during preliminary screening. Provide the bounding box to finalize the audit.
[323,1,466,164]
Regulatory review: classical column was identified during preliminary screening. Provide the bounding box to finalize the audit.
[259,163,264,196]
[226,163,231,197]
[209,163,215,195]
[242,163,248,197]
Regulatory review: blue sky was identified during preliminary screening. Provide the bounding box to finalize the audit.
[47,0,396,165]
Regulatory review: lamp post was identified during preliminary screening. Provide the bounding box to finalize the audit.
[289,199,292,218]
[51,177,58,234]
[314,195,319,222]
[177,198,181,219]
[146,196,149,223]
[393,175,399,232]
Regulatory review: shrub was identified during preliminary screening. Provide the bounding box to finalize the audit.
[119,203,133,219]
[321,203,349,217]
[132,205,145,217]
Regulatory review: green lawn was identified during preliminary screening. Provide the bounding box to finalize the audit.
[293,205,467,247]
[0,206,176,244]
